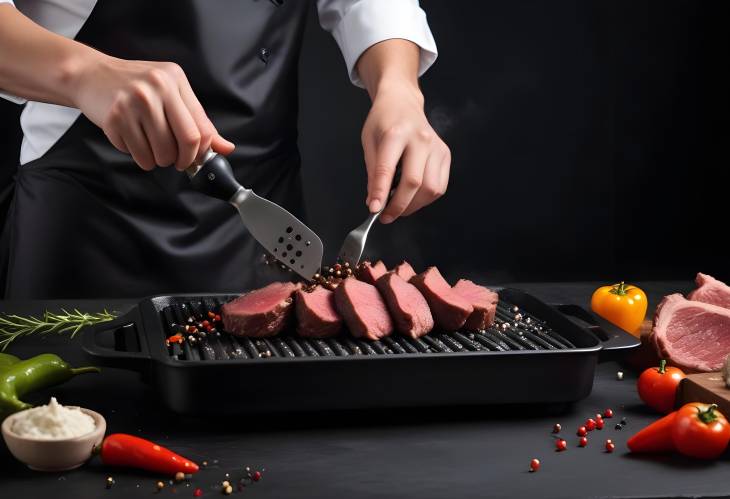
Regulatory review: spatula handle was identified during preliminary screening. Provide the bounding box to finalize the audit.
[186,151,242,203]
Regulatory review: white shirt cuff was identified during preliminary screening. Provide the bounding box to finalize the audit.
[324,0,438,88]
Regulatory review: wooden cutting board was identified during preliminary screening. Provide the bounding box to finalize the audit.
[677,372,730,416]
[624,319,661,371]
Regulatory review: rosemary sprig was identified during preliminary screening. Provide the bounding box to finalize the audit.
[0,309,117,350]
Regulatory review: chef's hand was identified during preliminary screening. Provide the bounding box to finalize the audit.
[74,56,235,170]
[357,40,450,224]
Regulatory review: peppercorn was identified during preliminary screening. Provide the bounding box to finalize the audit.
[555,439,567,451]
[552,423,561,433]
[223,485,233,495]
[194,489,203,497]
[529,458,540,472]
[596,418,604,430]
[605,440,615,453]
[614,424,622,430]
[222,481,231,488]
[616,371,624,380]
[106,476,115,489]
[620,418,627,426]
[175,472,185,482]
[603,408,614,418]
[585,419,596,431]
[579,436,588,447]
[156,481,165,491]
[252,471,262,481]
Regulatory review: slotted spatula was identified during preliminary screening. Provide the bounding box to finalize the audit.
[187,151,323,280]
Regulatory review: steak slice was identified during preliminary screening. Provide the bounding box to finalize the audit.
[392,261,417,281]
[334,277,393,340]
[295,286,343,338]
[650,293,730,372]
[687,273,730,310]
[410,267,474,331]
[375,272,434,338]
[452,279,499,330]
[222,282,300,337]
[356,260,387,285]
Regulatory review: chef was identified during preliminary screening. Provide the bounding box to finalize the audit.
[0,0,450,298]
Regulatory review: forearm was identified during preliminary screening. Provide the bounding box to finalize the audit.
[0,4,103,106]
[356,39,423,104]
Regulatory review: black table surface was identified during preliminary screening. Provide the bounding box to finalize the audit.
[4,280,729,499]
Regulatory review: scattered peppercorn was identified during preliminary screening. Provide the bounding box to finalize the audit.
[596,418,605,430]
[223,485,233,495]
[156,481,165,491]
[252,471,262,482]
[222,481,231,488]
[579,436,588,447]
[614,424,622,430]
[585,419,596,431]
[552,423,561,433]
[605,440,615,453]
[555,439,567,451]
[194,488,203,497]
[577,426,587,437]
[616,371,624,380]
[105,476,115,489]
[202,461,208,467]
[603,408,614,418]
[175,472,185,482]
[529,458,540,472]
[620,417,627,426]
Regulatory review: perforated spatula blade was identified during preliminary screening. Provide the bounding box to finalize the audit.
[187,152,323,280]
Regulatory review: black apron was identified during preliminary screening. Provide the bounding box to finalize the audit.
[1,0,310,299]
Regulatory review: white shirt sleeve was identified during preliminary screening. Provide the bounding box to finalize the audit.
[317,0,438,88]
[0,0,27,104]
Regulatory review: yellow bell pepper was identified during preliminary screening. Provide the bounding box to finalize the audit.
[591,282,647,335]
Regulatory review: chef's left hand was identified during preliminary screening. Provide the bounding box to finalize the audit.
[358,40,450,224]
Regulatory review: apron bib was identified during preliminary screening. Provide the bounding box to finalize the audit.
[2,0,310,298]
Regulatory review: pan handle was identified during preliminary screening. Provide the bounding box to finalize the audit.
[82,313,150,371]
[553,304,640,359]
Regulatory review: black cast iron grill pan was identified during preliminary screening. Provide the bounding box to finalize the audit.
[83,288,639,414]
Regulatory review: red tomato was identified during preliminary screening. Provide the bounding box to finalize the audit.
[672,403,730,459]
[637,360,686,414]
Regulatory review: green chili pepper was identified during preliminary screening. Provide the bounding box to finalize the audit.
[0,353,20,372]
[0,353,99,418]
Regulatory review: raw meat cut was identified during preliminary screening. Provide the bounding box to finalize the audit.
[452,279,499,330]
[334,277,393,340]
[295,286,343,338]
[375,272,434,338]
[410,267,474,331]
[392,261,417,281]
[222,282,299,337]
[650,293,730,372]
[688,273,730,310]
[356,260,387,285]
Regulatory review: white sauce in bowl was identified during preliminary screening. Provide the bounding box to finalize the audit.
[10,397,95,440]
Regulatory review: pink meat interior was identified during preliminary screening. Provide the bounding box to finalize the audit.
[227,282,297,313]
[665,305,730,369]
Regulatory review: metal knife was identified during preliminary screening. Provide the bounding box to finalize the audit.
[186,151,323,280]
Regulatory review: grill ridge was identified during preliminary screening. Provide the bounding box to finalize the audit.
[160,298,576,361]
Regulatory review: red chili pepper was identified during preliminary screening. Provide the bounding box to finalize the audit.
[98,434,199,475]
[579,436,588,447]
[585,419,596,431]
[529,458,540,472]
[555,439,567,451]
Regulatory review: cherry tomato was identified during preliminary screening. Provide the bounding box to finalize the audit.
[529,458,540,472]
[671,403,730,459]
[555,439,567,451]
[579,437,588,447]
[637,360,686,414]
[577,426,587,437]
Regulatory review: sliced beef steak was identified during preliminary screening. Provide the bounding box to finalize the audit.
[222,282,299,337]
[356,260,387,285]
[295,286,343,338]
[650,293,730,372]
[687,273,730,310]
[392,261,417,281]
[375,272,434,338]
[452,279,499,330]
[334,277,393,340]
[410,267,474,331]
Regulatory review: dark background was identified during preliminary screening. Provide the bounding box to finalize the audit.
[1,0,727,289]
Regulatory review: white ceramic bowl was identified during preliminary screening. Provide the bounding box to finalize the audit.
[2,407,106,471]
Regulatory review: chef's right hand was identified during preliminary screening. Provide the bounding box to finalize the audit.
[73,55,235,171]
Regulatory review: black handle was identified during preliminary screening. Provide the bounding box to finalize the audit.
[187,153,242,202]
[82,314,151,371]
[553,304,640,360]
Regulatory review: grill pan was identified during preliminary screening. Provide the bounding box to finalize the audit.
[82,288,639,414]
